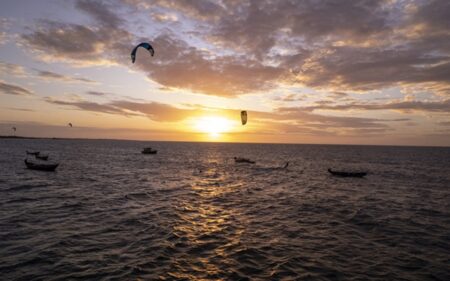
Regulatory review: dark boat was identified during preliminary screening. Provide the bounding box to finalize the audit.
[35,154,49,161]
[142,147,157,154]
[234,157,255,164]
[26,150,40,156]
[328,168,367,178]
[24,159,58,171]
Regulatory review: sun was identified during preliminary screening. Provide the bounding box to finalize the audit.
[195,116,233,138]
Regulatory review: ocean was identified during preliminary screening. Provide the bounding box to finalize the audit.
[0,139,449,280]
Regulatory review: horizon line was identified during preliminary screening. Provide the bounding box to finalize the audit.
[1,135,449,148]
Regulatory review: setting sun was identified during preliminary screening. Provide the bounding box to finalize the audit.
[195,116,233,138]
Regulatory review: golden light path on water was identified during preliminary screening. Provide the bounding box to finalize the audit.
[168,153,245,279]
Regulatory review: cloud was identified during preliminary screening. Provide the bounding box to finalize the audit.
[86,91,109,96]
[35,69,97,83]
[44,98,196,121]
[328,92,349,99]
[125,0,225,21]
[45,98,130,116]
[4,107,34,112]
[0,18,12,45]
[211,1,390,56]
[273,93,306,102]
[20,0,450,99]
[75,0,123,28]
[0,61,27,77]
[21,2,285,96]
[43,96,409,137]
[0,81,33,96]
[290,99,450,113]
[21,19,131,65]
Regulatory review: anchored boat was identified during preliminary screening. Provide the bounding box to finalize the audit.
[234,157,255,164]
[24,159,58,171]
[142,147,157,154]
[328,169,367,178]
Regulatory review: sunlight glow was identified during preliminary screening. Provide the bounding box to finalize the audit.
[195,116,233,138]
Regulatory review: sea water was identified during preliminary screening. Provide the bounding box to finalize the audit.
[0,139,449,280]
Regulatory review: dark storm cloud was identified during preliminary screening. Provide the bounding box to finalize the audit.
[36,70,96,83]
[0,81,33,96]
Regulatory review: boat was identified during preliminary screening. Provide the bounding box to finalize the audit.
[142,147,157,154]
[26,150,40,156]
[24,159,59,171]
[234,157,255,164]
[35,154,49,161]
[328,168,367,178]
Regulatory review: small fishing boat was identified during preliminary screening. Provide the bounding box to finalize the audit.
[26,150,40,156]
[142,147,157,154]
[24,159,58,171]
[35,154,49,161]
[234,157,255,164]
[328,168,367,178]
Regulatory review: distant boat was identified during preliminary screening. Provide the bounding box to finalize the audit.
[26,150,40,156]
[328,168,367,178]
[234,157,255,164]
[35,154,49,161]
[142,147,157,154]
[24,159,58,171]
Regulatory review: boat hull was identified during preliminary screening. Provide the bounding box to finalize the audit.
[328,169,367,177]
[24,159,58,171]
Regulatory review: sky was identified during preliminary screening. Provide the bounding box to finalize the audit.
[0,0,449,146]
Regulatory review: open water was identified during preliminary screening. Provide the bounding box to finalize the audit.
[0,139,449,280]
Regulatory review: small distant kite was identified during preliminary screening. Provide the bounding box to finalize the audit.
[68,123,73,127]
[131,42,154,63]
[241,111,247,125]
